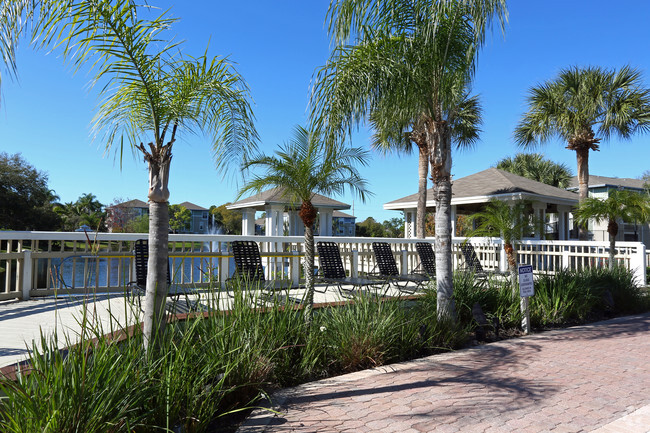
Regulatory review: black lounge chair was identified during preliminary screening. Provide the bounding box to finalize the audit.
[371,242,431,293]
[415,242,437,277]
[316,241,383,297]
[459,242,507,278]
[230,240,299,303]
[129,239,198,312]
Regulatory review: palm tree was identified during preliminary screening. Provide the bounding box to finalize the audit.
[496,153,573,188]
[514,66,650,237]
[238,126,370,322]
[467,199,535,288]
[573,189,650,270]
[311,0,506,318]
[2,0,258,345]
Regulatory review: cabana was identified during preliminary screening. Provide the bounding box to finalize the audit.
[227,187,351,237]
[384,168,579,240]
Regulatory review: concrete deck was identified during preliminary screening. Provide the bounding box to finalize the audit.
[239,313,650,433]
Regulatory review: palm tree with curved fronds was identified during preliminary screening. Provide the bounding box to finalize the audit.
[311,0,506,319]
[573,189,650,270]
[496,153,574,189]
[2,0,258,345]
[238,126,370,322]
[514,66,650,237]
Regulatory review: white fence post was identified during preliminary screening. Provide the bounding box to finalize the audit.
[400,250,408,275]
[351,250,359,278]
[21,250,32,300]
[561,247,570,270]
[630,243,646,286]
[291,251,300,287]
[499,241,507,273]
[219,256,230,290]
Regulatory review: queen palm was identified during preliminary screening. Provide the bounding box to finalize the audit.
[514,66,650,237]
[2,0,258,345]
[312,0,506,318]
[573,189,650,270]
[496,153,573,188]
[238,126,370,322]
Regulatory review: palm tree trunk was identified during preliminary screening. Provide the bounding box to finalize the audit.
[575,147,590,240]
[302,224,315,324]
[143,156,171,349]
[429,122,456,320]
[416,144,429,239]
[607,219,618,270]
[504,242,518,296]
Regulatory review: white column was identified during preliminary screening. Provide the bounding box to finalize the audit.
[451,205,457,237]
[318,208,333,236]
[557,205,571,240]
[265,205,283,237]
[532,202,546,240]
[241,209,256,236]
[404,210,416,239]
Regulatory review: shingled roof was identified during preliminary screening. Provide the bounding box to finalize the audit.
[567,175,646,191]
[384,168,578,210]
[227,187,350,211]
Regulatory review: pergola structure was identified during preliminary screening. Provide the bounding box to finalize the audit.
[227,187,351,236]
[384,168,580,239]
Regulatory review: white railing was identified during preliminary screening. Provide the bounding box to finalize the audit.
[0,232,646,301]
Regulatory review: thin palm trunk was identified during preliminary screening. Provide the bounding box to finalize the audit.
[504,242,517,296]
[143,156,171,349]
[416,144,429,238]
[302,224,315,323]
[607,219,618,270]
[575,147,590,240]
[143,200,169,348]
[430,122,455,319]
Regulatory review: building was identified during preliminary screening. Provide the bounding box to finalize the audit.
[175,201,209,234]
[105,199,149,233]
[567,175,650,246]
[384,168,579,239]
[333,210,356,237]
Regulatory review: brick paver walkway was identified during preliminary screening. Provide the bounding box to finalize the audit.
[239,313,650,433]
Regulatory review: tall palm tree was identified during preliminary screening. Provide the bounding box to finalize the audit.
[238,126,370,322]
[496,153,573,188]
[311,0,506,318]
[573,189,650,270]
[514,66,650,237]
[2,0,258,345]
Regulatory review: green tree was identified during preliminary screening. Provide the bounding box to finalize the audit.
[1,0,259,345]
[239,126,370,323]
[168,204,190,234]
[514,66,650,237]
[209,203,242,235]
[496,153,574,188]
[382,217,404,238]
[54,193,106,231]
[128,214,149,233]
[641,170,650,193]
[356,217,386,237]
[312,0,506,318]
[467,199,536,288]
[573,189,650,270]
[0,152,61,230]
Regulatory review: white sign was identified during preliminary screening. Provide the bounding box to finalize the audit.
[518,264,535,297]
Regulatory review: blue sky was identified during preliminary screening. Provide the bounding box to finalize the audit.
[2,0,649,223]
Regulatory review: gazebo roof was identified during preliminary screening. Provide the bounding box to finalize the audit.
[384,168,579,211]
[227,187,350,212]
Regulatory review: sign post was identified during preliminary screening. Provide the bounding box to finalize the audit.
[518,264,534,334]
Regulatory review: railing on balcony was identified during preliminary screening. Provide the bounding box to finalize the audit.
[0,232,646,302]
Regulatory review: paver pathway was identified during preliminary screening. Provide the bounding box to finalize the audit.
[240,313,650,433]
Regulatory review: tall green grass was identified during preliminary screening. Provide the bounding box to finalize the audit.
[0,267,646,431]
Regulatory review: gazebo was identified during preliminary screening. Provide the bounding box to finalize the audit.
[227,187,351,236]
[384,168,579,239]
